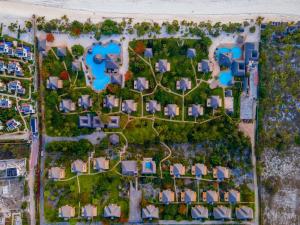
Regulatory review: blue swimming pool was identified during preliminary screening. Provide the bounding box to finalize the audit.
[219,70,233,86]
[216,46,242,59]
[145,162,152,169]
[85,42,121,91]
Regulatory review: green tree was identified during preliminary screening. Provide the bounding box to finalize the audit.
[71,44,84,57]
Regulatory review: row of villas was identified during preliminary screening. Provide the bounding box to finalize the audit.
[0,60,23,76]
[56,203,253,221]
[0,41,33,61]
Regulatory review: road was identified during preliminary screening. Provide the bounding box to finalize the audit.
[29,137,38,225]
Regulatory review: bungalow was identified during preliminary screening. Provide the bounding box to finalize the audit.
[93,157,109,171]
[191,163,207,178]
[207,96,222,109]
[146,100,161,114]
[6,47,14,57]
[224,95,234,114]
[107,116,120,128]
[78,114,103,129]
[7,62,23,76]
[141,158,156,175]
[103,204,121,219]
[236,206,254,220]
[213,206,232,220]
[110,73,123,86]
[58,205,75,219]
[0,98,12,109]
[159,189,175,204]
[7,80,25,95]
[181,189,197,204]
[47,76,63,90]
[142,205,159,220]
[176,78,191,91]
[213,166,230,180]
[198,59,212,73]
[134,77,149,91]
[6,119,21,131]
[240,94,255,122]
[0,61,6,72]
[122,100,137,114]
[48,167,65,180]
[203,190,219,204]
[71,159,87,173]
[244,42,259,65]
[14,47,27,59]
[187,48,196,59]
[20,103,35,115]
[225,189,240,204]
[109,134,119,145]
[57,47,67,57]
[155,59,170,73]
[105,60,119,74]
[72,60,81,72]
[121,160,138,176]
[78,95,93,109]
[0,42,9,54]
[232,60,245,77]
[191,205,209,220]
[188,104,204,118]
[103,95,119,109]
[144,48,153,58]
[0,80,6,91]
[170,163,185,177]
[219,52,232,67]
[59,99,76,112]
[81,204,97,219]
[164,104,179,118]
[38,38,46,52]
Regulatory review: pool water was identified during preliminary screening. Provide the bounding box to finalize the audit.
[219,70,233,86]
[145,162,152,169]
[216,46,242,59]
[85,42,121,91]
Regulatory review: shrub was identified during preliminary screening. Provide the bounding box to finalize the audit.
[125,71,133,81]
[71,44,84,57]
[60,70,69,80]
[46,33,54,42]
[250,26,256,33]
[134,41,145,55]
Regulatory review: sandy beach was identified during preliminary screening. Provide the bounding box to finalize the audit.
[0,0,300,23]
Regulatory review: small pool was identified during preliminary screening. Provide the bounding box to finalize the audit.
[216,46,242,59]
[219,70,233,86]
[145,162,152,169]
[85,42,121,91]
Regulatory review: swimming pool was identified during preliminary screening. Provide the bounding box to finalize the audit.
[216,46,242,59]
[85,42,121,91]
[219,70,233,86]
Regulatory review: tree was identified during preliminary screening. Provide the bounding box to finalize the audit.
[134,41,145,55]
[25,20,32,31]
[178,204,187,215]
[125,71,133,82]
[60,70,69,80]
[249,26,256,33]
[71,44,84,57]
[46,33,54,42]
[100,19,122,35]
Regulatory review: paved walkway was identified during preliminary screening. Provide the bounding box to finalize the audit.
[129,180,142,223]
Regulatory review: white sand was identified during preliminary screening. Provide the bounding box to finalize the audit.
[0,0,300,24]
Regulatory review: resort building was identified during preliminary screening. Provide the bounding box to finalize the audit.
[187,48,196,59]
[155,59,170,73]
[93,157,109,171]
[244,42,259,65]
[57,47,67,58]
[142,205,159,220]
[7,61,23,76]
[235,206,254,220]
[103,204,121,219]
[164,104,179,118]
[146,100,161,114]
[7,80,25,95]
[240,94,255,122]
[0,80,6,91]
[198,60,212,73]
[71,159,87,174]
[103,95,119,109]
[159,189,175,204]
[0,98,12,109]
[58,205,75,219]
[6,119,21,131]
[122,100,137,114]
[191,163,207,178]
[181,189,197,204]
[224,95,234,114]
[213,206,232,220]
[48,167,65,180]
[203,190,219,204]
[47,76,63,90]
[107,116,120,128]
[79,114,103,129]
[38,38,46,52]
[59,99,76,113]
[191,205,209,220]
[141,158,156,175]
[213,166,230,180]
[78,95,93,109]
[0,61,6,72]
[224,189,240,204]
[144,48,153,58]
[111,74,123,86]
[121,161,138,176]
[72,60,81,72]
[20,103,35,115]
[176,78,191,91]
[232,60,245,77]
[188,104,204,118]
[219,53,232,67]
[207,96,222,109]
[170,163,186,177]
[109,134,119,145]
[134,77,149,91]
[81,204,97,219]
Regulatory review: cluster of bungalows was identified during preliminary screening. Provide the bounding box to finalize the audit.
[261,21,300,41]
[0,60,23,76]
[0,40,33,61]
